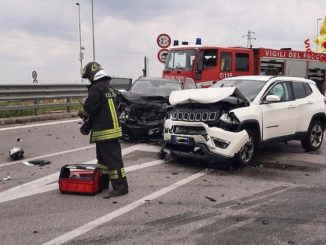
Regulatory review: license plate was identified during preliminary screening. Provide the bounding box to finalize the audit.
[172,135,193,145]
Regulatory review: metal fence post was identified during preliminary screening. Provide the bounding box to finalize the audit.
[67,98,71,113]
[34,99,40,115]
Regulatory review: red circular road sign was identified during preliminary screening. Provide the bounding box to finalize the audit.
[157,49,169,63]
[157,33,171,48]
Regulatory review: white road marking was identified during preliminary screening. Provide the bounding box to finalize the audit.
[0,141,160,168]
[43,170,210,245]
[0,119,81,132]
[0,144,161,204]
[0,145,95,168]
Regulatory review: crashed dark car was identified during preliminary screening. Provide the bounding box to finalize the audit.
[117,77,183,141]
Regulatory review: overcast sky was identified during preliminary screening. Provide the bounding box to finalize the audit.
[0,0,325,84]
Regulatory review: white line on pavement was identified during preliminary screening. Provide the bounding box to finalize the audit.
[0,144,162,204]
[0,145,95,168]
[43,170,210,245]
[0,119,81,132]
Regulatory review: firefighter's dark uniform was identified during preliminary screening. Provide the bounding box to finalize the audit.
[79,63,128,197]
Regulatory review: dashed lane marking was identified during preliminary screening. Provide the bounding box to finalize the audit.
[0,119,81,132]
[43,170,211,245]
[0,144,161,204]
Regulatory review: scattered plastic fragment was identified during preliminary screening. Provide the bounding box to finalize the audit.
[2,175,11,181]
[9,147,24,160]
[205,196,216,202]
[22,162,35,167]
[22,160,51,167]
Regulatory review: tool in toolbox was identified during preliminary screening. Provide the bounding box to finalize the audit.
[59,164,102,195]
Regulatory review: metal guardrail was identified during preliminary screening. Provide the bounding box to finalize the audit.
[0,78,132,115]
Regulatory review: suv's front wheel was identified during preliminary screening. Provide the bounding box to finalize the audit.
[301,120,324,151]
[235,128,256,166]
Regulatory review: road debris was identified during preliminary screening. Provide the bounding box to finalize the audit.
[262,220,269,225]
[9,147,24,160]
[22,160,51,167]
[2,175,12,181]
[205,196,216,202]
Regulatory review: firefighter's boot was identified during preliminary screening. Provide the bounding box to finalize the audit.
[103,178,128,198]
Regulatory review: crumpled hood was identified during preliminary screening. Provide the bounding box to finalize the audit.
[119,91,168,104]
[169,87,249,105]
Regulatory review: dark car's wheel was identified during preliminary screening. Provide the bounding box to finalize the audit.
[301,120,324,151]
[235,129,256,166]
[123,133,135,143]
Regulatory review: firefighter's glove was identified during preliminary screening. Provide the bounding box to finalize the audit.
[80,121,91,135]
[78,109,88,121]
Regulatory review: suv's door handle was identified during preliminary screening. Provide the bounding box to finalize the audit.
[306,101,313,105]
[288,105,296,109]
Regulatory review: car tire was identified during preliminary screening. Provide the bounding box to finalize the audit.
[301,120,324,151]
[123,133,134,143]
[235,128,256,166]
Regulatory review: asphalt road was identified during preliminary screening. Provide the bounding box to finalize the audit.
[0,119,326,245]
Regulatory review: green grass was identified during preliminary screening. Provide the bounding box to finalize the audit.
[0,100,81,118]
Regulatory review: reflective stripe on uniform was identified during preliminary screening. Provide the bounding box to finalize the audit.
[96,163,109,174]
[107,168,126,180]
[108,98,119,129]
[91,130,122,141]
[121,167,126,177]
[92,127,121,136]
[90,98,121,142]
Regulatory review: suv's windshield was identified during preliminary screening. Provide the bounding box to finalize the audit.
[130,80,182,97]
[165,49,196,70]
[211,79,267,101]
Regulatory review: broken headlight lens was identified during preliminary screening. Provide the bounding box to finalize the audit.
[219,112,239,124]
[119,111,129,120]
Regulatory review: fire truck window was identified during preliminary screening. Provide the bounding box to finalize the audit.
[235,53,249,71]
[292,82,307,99]
[203,50,217,68]
[220,52,232,72]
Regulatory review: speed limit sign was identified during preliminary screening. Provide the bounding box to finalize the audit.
[157,49,169,63]
[157,33,171,48]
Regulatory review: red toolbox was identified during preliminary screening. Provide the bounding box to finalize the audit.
[59,164,102,195]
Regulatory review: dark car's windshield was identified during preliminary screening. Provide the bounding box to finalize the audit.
[130,80,182,97]
[211,79,267,101]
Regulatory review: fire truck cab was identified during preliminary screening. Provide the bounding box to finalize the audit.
[163,45,326,93]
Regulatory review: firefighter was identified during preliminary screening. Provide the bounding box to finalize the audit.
[78,61,128,198]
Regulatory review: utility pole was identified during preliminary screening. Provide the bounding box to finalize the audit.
[143,56,149,77]
[76,2,84,83]
[91,0,95,61]
[242,29,256,48]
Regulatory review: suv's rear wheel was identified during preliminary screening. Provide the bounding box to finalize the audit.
[301,120,324,151]
[235,129,256,166]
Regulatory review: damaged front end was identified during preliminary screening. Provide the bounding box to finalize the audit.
[162,87,250,161]
[117,92,169,141]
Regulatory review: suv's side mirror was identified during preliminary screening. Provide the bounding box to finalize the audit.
[265,95,281,103]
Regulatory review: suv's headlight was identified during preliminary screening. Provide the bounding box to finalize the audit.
[219,112,239,124]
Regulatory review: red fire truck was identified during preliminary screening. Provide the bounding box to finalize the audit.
[163,44,326,92]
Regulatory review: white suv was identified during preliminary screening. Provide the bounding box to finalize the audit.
[162,76,326,165]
